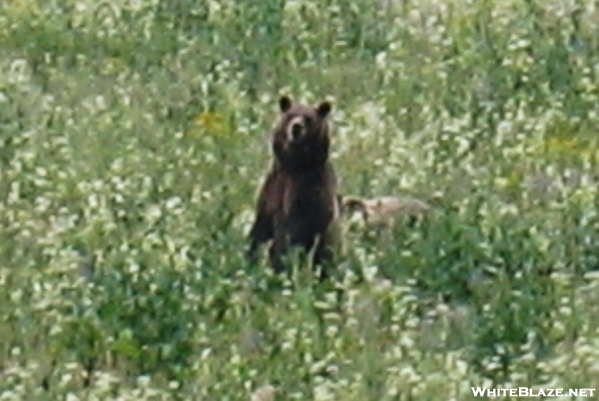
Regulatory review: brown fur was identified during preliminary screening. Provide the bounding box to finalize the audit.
[341,195,431,227]
[247,96,340,280]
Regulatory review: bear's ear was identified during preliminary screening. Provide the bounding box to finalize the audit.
[279,96,292,113]
[316,101,332,118]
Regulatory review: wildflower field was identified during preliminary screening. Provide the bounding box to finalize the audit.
[1,0,599,400]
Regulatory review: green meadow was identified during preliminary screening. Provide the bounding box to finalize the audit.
[1,0,599,399]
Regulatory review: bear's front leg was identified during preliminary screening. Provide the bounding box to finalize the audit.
[312,220,342,281]
[247,210,273,266]
[313,236,335,281]
[268,233,289,276]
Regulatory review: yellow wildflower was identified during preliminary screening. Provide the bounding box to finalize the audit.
[195,111,225,133]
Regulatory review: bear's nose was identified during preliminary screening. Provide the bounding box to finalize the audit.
[291,123,304,140]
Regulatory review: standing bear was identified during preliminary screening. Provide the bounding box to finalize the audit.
[247,95,341,281]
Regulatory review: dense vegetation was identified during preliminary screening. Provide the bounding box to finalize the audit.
[1,0,599,399]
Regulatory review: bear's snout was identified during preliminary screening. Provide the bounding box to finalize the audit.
[286,116,306,142]
[291,123,304,140]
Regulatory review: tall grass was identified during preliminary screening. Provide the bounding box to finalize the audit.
[1,0,599,399]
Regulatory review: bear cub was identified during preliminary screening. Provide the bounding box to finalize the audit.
[247,95,340,280]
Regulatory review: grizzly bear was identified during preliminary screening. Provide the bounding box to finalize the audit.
[247,95,340,280]
[340,195,432,228]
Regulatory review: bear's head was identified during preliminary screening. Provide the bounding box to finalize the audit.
[272,95,333,172]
